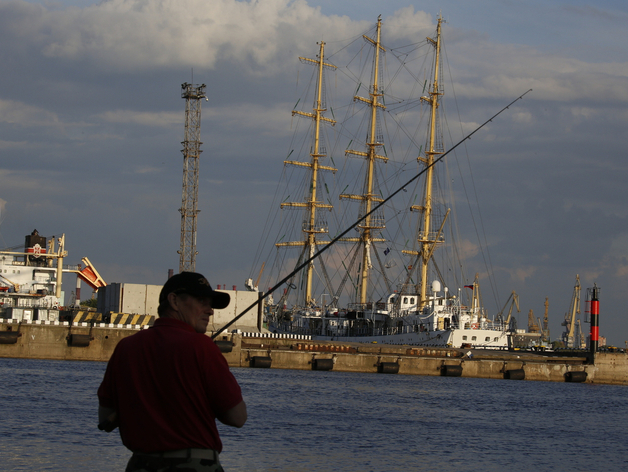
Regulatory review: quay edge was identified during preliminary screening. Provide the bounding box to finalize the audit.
[1,322,627,386]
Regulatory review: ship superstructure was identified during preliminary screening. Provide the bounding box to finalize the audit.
[1,230,106,322]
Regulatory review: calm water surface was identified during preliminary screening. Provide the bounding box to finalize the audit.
[1,358,627,471]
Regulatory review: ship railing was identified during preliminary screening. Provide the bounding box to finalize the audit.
[281,325,376,337]
[372,318,508,336]
[373,324,422,336]
[456,320,507,331]
[348,301,390,311]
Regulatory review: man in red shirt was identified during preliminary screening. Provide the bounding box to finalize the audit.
[98,272,247,472]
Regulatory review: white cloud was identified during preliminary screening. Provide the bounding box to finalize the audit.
[457,238,479,260]
[451,40,628,103]
[0,98,63,128]
[5,0,628,107]
[3,0,364,74]
[0,139,30,150]
[383,6,433,41]
[506,265,537,284]
[98,109,181,127]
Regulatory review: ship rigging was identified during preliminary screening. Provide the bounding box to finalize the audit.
[240,17,530,347]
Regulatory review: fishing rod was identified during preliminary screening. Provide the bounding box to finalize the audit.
[211,89,533,339]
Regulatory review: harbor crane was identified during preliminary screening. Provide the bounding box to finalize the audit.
[495,290,520,330]
[541,297,550,343]
[575,319,586,349]
[561,274,581,348]
[527,309,540,333]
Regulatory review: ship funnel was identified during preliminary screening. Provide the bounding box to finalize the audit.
[431,280,441,293]
[25,229,47,266]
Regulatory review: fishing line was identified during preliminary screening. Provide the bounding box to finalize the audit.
[212,89,533,339]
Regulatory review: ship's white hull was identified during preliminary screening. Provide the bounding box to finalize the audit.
[312,327,508,348]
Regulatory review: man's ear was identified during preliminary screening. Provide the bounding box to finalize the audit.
[167,292,179,311]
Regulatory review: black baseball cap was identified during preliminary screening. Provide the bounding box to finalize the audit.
[159,272,230,309]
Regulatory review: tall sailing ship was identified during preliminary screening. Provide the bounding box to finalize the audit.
[253,17,509,348]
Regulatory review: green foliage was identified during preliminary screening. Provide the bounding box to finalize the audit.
[80,298,98,308]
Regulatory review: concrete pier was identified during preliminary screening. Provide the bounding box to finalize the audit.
[219,333,627,385]
[1,322,627,385]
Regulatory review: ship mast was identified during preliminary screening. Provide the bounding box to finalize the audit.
[276,42,337,306]
[404,17,446,308]
[341,17,388,305]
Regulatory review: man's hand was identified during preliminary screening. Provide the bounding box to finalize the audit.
[216,400,247,428]
[98,405,119,432]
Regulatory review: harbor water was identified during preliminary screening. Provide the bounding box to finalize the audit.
[1,358,627,472]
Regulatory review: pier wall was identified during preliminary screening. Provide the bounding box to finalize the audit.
[219,335,628,385]
[2,323,627,385]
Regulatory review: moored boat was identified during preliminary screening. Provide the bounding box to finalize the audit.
[255,17,509,348]
[1,229,106,322]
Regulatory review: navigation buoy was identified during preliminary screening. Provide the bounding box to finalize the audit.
[589,284,600,364]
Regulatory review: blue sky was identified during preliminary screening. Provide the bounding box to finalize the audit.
[1,0,628,345]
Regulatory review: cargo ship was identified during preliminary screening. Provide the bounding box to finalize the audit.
[0,229,106,322]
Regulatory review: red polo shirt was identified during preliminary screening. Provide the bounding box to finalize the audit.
[98,318,243,453]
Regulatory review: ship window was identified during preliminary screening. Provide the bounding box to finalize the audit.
[462,336,467,341]
[485,337,490,342]
[472,336,477,341]
[494,337,499,342]
[403,297,408,304]
[410,298,415,304]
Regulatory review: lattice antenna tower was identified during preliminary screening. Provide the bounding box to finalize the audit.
[178,82,207,273]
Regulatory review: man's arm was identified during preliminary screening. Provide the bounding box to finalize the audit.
[216,400,247,428]
[98,404,119,432]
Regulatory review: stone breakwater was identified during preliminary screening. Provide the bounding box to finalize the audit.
[1,321,627,385]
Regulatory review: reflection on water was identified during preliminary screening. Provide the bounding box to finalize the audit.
[1,358,627,471]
